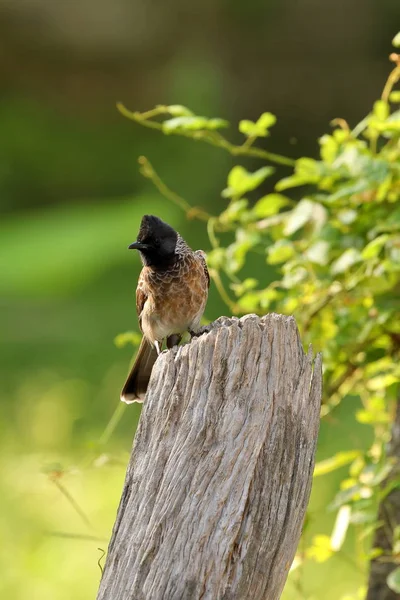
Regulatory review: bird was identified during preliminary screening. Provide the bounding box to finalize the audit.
[120,215,210,403]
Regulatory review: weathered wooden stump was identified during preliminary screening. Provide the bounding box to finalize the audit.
[97,314,322,600]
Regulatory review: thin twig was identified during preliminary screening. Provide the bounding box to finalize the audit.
[46,531,107,542]
[138,156,212,222]
[50,477,93,530]
[98,548,106,575]
[98,401,126,446]
[208,268,237,312]
[381,63,400,103]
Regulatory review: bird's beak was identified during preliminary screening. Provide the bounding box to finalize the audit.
[128,241,148,251]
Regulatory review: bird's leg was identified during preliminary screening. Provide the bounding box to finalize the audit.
[167,334,182,349]
[154,340,162,355]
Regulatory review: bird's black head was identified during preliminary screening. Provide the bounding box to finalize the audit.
[128,215,178,268]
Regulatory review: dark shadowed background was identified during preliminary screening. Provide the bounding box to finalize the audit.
[0,1,398,598]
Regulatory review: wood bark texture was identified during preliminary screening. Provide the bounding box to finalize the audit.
[97,314,322,600]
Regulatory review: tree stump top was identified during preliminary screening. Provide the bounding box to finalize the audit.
[97,313,322,600]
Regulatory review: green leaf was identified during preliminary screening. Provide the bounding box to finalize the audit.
[362,234,389,259]
[356,408,390,425]
[329,484,373,510]
[225,229,262,274]
[230,278,258,297]
[392,31,400,47]
[267,240,295,265]
[305,240,330,265]
[166,105,194,116]
[206,247,226,270]
[327,180,369,203]
[296,157,322,178]
[282,265,308,288]
[314,451,361,477]
[337,209,357,225]
[162,116,228,133]
[222,166,275,198]
[275,174,310,191]
[114,331,142,348]
[219,199,249,224]
[208,118,230,130]
[320,134,338,163]
[331,248,362,275]
[284,199,321,235]
[306,535,334,563]
[257,112,277,130]
[367,374,399,391]
[387,567,400,593]
[389,91,400,103]
[239,120,257,136]
[331,505,351,551]
[239,112,276,138]
[252,194,290,218]
[350,509,377,525]
[367,547,384,560]
[373,100,389,121]
[382,109,400,131]
[276,157,323,191]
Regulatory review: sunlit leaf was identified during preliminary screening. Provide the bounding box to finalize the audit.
[367,374,399,391]
[267,240,295,264]
[306,535,334,563]
[114,331,142,348]
[222,166,275,198]
[206,247,226,270]
[392,31,400,47]
[320,134,338,164]
[337,209,357,225]
[166,105,194,116]
[331,505,351,551]
[329,484,373,510]
[331,248,362,275]
[162,116,228,133]
[284,199,316,235]
[219,199,249,224]
[356,396,391,425]
[373,100,389,121]
[252,194,290,218]
[314,451,361,477]
[305,240,330,265]
[362,234,389,259]
[390,91,400,103]
[230,278,258,297]
[387,567,400,593]
[239,112,276,138]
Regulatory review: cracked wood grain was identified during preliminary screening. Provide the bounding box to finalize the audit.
[97,313,322,600]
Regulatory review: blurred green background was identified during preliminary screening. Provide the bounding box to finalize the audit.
[0,1,398,598]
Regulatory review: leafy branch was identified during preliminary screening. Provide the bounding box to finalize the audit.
[117,102,295,167]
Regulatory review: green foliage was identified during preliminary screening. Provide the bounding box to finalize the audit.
[120,42,400,598]
[239,112,276,138]
[387,566,400,593]
[222,165,275,198]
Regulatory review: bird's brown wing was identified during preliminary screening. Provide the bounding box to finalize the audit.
[136,269,148,333]
[195,250,210,289]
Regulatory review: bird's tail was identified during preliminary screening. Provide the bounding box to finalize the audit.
[120,337,158,403]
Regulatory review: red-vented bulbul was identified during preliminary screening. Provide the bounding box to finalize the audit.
[120,215,210,403]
